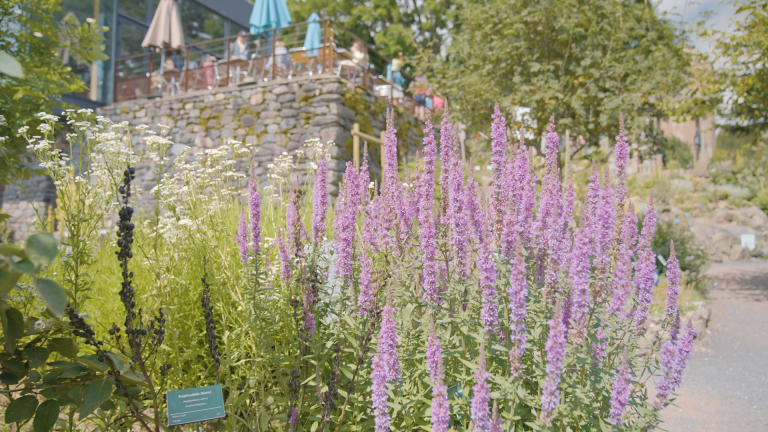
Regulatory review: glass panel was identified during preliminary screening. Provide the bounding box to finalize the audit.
[55,0,94,24]
[119,0,150,23]
[119,22,147,57]
[182,1,225,44]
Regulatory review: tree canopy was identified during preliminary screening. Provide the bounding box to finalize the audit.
[433,0,694,150]
[703,0,768,134]
[0,0,106,185]
[288,0,458,59]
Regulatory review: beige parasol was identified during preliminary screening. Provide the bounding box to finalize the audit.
[141,0,185,51]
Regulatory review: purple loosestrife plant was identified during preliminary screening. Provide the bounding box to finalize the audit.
[541,304,567,423]
[654,339,677,408]
[379,295,401,382]
[567,227,591,338]
[418,115,440,304]
[357,248,375,316]
[471,347,491,432]
[508,244,529,378]
[312,145,328,247]
[614,113,630,217]
[490,103,508,237]
[277,233,291,281]
[536,119,564,297]
[431,373,450,432]
[478,240,499,333]
[426,320,443,383]
[439,114,454,219]
[673,321,697,388]
[248,179,261,255]
[665,241,682,340]
[236,213,249,265]
[634,194,657,332]
[333,178,356,282]
[609,349,632,425]
[610,204,638,318]
[370,349,390,432]
[490,401,503,432]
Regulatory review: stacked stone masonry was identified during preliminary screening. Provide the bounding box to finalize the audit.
[1,74,423,238]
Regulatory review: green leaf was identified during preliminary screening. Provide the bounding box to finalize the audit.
[29,370,42,383]
[12,258,40,275]
[0,51,24,79]
[33,399,60,432]
[35,279,66,317]
[79,378,114,420]
[23,346,51,368]
[26,233,58,266]
[6,395,38,423]
[2,359,27,374]
[0,244,25,258]
[259,411,269,431]
[61,365,89,378]
[48,338,77,358]
[0,270,22,298]
[0,372,20,385]
[3,306,25,352]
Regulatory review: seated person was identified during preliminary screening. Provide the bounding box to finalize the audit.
[230,31,250,61]
[339,41,367,71]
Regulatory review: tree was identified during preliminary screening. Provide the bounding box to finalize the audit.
[0,0,106,185]
[703,0,768,134]
[434,0,694,152]
[288,0,459,59]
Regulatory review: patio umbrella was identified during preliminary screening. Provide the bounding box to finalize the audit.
[141,0,184,52]
[249,0,292,36]
[303,12,321,56]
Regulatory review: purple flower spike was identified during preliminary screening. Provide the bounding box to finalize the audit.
[541,304,567,423]
[419,114,440,304]
[288,407,298,431]
[592,327,607,362]
[479,240,499,333]
[277,233,291,281]
[673,320,697,388]
[609,349,632,425]
[379,298,401,382]
[371,348,391,432]
[634,194,657,332]
[426,321,443,383]
[248,180,261,255]
[567,227,591,338]
[439,115,454,221]
[614,114,630,214]
[431,375,450,432]
[471,347,491,432]
[357,249,375,316]
[534,119,563,298]
[333,173,357,283]
[654,339,677,408]
[508,244,529,378]
[665,240,682,340]
[609,204,638,318]
[490,401,503,432]
[236,213,249,265]
[312,145,328,247]
[490,104,508,236]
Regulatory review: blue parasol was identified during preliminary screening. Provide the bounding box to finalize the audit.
[249,0,293,36]
[303,12,322,56]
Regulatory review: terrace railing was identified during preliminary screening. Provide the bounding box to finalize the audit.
[114,19,415,113]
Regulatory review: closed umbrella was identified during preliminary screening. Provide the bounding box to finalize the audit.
[141,0,185,52]
[303,12,321,56]
[249,0,292,35]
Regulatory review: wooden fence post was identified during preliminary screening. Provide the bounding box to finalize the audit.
[352,123,360,169]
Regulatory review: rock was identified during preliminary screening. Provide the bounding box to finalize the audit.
[250,92,264,105]
[170,144,187,156]
[715,184,755,200]
[272,85,290,95]
[245,135,257,145]
[201,108,212,118]
[280,118,296,130]
[240,115,255,127]
[277,93,295,103]
[729,244,751,261]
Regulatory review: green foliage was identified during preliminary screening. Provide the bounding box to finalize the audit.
[663,136,694,169]
[701,0,768,133]
[0,0,107,185]
[434,0,693,150]
[288,0,458,59]
[652,219,708,290]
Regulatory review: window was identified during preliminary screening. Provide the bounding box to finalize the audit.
[181,1,225,44]
[119,0,153,23]
[119,22,148,57]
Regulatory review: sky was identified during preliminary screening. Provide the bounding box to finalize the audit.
[656,0,738,53]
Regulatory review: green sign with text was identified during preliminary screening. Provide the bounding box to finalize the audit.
[166,384,225,426]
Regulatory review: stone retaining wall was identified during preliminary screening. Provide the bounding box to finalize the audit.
[1,74,423,238]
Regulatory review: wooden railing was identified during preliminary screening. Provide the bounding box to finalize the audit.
[113,19,414,112]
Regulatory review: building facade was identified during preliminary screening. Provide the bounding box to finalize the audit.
[58,0,251,109]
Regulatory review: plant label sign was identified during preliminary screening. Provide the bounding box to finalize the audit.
[166,384,225,426]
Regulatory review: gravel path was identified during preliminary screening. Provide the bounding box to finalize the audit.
[662,260,768,431]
